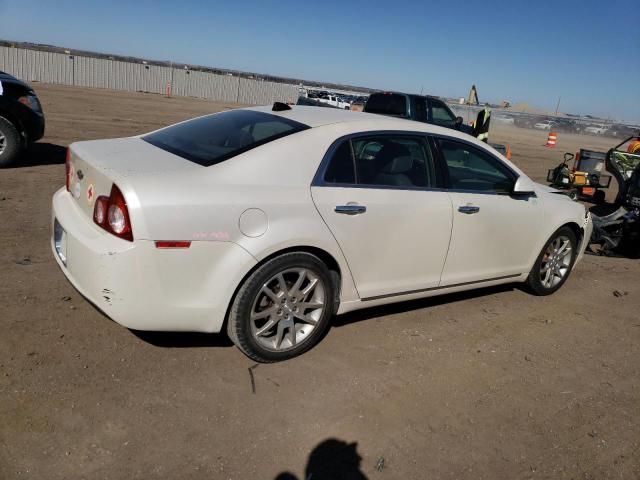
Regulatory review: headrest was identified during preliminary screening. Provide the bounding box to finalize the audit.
[381,156,414,174]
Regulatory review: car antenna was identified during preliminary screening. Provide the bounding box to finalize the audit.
[272,102,292,112]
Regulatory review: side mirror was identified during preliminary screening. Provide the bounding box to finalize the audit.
[512,176,536,195]
[455,116,463,126]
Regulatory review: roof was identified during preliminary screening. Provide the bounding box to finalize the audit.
[245,104,489,144]
[368,91,442,101]
[244,104,527,178]
[248,104,415,128]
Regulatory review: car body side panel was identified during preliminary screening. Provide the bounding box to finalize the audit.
[118,122,555,309]
[524,186,591,270]
[312,186,453,299]
[117,126,361,304]
[441,192,544,285]
[52,188,257,333]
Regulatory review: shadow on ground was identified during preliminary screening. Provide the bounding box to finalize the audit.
[130,330,234,348]
[131,284,516,349]
[334,283,516,327]
[275,438,367,480]
[11,142,67,167]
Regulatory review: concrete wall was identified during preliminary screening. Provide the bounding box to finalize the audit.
[0,46,300,105]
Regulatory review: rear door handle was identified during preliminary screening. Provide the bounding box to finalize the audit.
[335,205,367,215]
[458,205,480,214]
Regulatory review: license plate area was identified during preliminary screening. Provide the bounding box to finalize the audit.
[54,218,68,266]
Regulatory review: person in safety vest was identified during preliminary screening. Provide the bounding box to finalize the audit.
[472,107,491,142]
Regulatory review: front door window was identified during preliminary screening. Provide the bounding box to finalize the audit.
[436,138,515,193]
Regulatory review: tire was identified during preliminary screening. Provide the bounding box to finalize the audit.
[0,116,23,168]
[526,226,578,296]
[227,252,335,362]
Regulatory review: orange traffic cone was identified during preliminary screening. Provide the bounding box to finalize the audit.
[505,144,512,160]
[545,132,557,148]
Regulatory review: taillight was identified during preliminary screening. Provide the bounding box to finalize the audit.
[18,94,41,112]
[92,184,133,241]
[65,149,72,191]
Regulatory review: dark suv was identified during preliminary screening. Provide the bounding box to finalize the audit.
[364,91,472,135]
[0,71,45,167]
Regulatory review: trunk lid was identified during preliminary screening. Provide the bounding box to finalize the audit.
[67,137,199,220]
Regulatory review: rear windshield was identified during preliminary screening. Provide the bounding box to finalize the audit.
[364,94,408,117]
[143,109,309,166]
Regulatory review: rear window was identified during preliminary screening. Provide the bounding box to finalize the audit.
[143,109,309,167]
[364,93,408,117]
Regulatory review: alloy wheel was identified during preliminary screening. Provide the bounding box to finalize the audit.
[250,268,326,351]
[0,132,6,156]
[539,235,572,289]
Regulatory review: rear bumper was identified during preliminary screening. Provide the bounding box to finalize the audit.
[51,188,257,333]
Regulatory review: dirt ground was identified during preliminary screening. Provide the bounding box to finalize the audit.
[1,84,638,480]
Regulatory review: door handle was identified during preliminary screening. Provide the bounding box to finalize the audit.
[458,205,480,214]
[335,205,367,215]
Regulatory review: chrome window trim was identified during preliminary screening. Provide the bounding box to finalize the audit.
[312,130,533,198]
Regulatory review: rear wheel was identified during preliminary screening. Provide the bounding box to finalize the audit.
[227,252,335,362]
[0,116,22,168]
[526,226,578,295]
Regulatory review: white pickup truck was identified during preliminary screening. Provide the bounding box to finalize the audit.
[318,95,351,110]
[584,125,609,135]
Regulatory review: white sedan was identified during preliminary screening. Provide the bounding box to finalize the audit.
[52,104,592,362]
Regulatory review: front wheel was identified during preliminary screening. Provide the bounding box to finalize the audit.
[227,252,335,362]
[526,226,578,295]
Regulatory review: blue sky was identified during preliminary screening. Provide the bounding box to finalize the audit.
[1,0,638,122]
